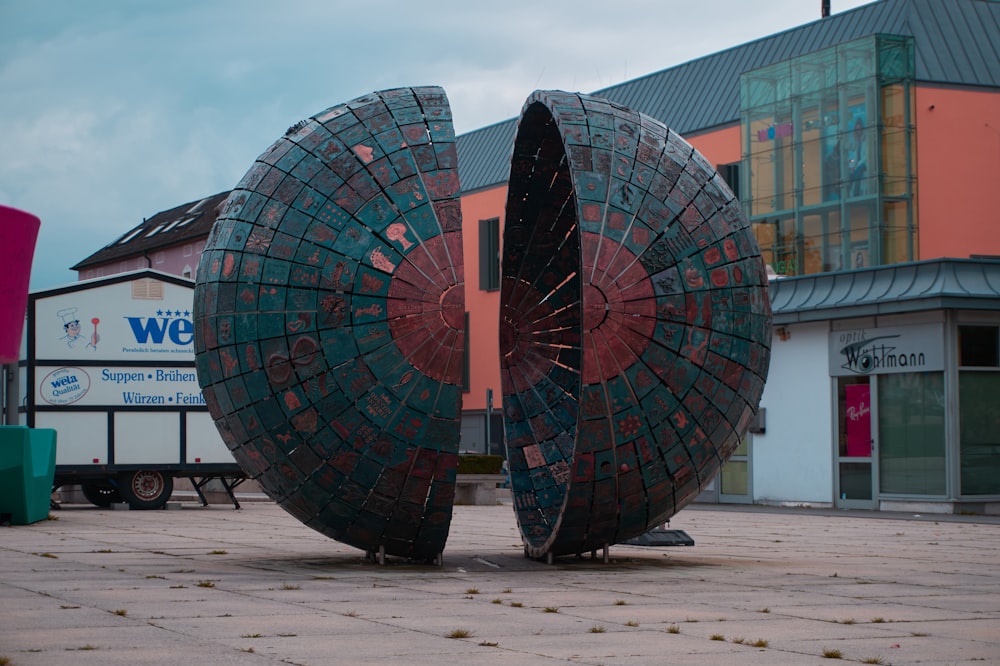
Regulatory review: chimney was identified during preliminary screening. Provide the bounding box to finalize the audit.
[822,0,831,17]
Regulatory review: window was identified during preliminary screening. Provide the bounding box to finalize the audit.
[959,325,1000,495]
[718,162,740,201]
[131,278,164,300]
[959,325,999,367]
[878,372,946,495]
[479,218,500,291]
[740,35,916,276]
[959,372,1000,495]
[116,228,144,245]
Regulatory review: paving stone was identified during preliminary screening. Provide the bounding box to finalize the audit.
[3,502,996,665]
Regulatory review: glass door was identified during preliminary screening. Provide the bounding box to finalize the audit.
[836,375,877,509]
[719,434,752,504]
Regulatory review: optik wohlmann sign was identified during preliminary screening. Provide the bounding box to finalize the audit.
[829,324,944,377]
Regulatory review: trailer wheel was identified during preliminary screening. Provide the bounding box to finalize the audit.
[81,481,123,508]
[119,471,173,510]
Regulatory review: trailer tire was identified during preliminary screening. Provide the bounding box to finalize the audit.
[81,481,123,508]
[119,470,173,510]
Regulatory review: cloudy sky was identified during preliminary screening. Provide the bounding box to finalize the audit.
[1,0,874,290]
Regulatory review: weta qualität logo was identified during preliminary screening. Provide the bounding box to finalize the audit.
[40,367,91,405]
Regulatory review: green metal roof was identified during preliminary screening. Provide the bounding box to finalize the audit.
[456,0,1000,193]
[768,258,1000,323]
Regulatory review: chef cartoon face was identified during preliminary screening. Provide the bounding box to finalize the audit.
[59,308,80,339]
[57,307,98,350]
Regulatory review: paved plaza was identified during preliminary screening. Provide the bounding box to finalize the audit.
[2,499,999,665]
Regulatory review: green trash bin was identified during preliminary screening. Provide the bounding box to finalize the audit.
[0,425,58,525]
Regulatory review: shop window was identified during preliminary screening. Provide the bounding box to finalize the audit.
[479,218,500,291]
[878,372,946,496]
[959,372,1000,495]
[958,325,1000,495]
[959,325,999,367]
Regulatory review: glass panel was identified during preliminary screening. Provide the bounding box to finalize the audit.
[879,35,915,81]
[881,127,909,197]
[720,460,748,495]
[775,129,795,213]
[820,96,842,203]
[799,94,823,207]
[802,213,824,275]
[773,216,797,276]
[733,435,748,457]
[754,217,797,276]
[752,220,776,269]
[823,209,843,273]
[843,38,876,82]
[882,200,911,265]
[878,372,946,495]
[849,204,872,269]
[840,462,872,500]
[747,110,777,217]
[881,83,908,128]
[845,111,874,198]
[959,372,1000,495]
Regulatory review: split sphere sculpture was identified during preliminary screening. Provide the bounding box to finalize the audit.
[194,86,771,563]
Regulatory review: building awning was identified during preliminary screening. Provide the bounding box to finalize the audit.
[768,258,1000,324]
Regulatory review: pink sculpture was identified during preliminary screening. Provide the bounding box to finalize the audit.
[0,205,41,364]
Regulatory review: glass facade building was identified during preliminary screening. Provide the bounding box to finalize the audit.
[740,35,917,276]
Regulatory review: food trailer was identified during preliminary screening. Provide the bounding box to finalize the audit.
[25,270,244,509]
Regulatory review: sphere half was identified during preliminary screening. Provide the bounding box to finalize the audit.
[501,90,771,558]
[194,87,464,561]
